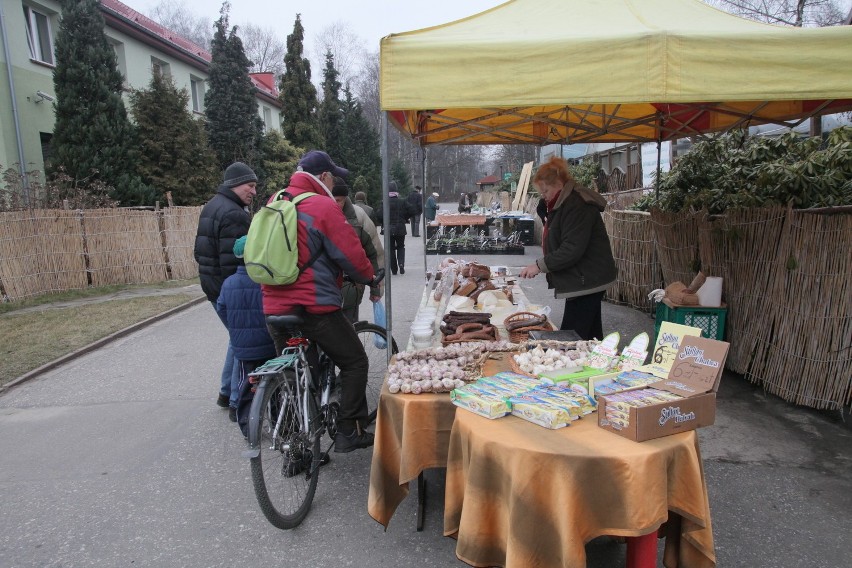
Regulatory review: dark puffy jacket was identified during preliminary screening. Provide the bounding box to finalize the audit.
[216,266,277,361]
[376,195,415,236]
[194,187,251,301]
[406,191,423,214]
[536,182,617,299]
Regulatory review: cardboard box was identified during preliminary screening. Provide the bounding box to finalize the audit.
[598,336,729,442]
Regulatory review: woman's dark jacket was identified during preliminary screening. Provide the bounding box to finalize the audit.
[376,196,414,236]
[535,182,617,299]
[194,187,251,302]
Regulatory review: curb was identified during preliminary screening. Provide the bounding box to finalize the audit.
[0,295,207,395]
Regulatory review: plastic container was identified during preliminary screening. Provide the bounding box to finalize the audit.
[654,301,727,341]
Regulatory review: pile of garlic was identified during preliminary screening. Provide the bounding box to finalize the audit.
[387,340,516,394]
[513,344,593,376]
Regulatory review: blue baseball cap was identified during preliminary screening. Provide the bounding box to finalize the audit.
[297,150,349,178]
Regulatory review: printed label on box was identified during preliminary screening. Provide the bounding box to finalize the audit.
[637,322,702,378]
[657,336,729,397]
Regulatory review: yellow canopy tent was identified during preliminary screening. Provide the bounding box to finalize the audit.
[379,0,852,145]
[375,0,852,348]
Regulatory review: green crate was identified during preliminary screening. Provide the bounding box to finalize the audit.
[654,301,727,341]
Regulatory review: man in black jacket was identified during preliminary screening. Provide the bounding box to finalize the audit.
[376,181,415,275]
[406,186,424,237]
[194,162,257,417]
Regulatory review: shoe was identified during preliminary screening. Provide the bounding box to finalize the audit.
[391,270,397,275]
[228,407,237,422]
[400,267,405,274]
[334,426,375,453]
[216,394,229,408]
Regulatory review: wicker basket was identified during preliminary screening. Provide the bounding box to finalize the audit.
[507,355,537,377]
[503,311,553,343]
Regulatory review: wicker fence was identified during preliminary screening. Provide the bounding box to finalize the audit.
[0,206,202,301]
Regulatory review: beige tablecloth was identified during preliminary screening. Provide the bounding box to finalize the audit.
[437,214,488,226]
[444,410,715,568]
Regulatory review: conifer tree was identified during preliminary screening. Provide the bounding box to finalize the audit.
[318,51,343,162]
[339,87,381,205]
[205,2,264,171]
[50,0,152,205]
[279,15,322,149]
[129,72,219,205]
[391,158,414,196]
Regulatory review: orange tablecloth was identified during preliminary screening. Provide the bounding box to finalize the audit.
[444,411,715,568]
[436,214,488,226]
[367,384,457,526]
[367,357,716,568]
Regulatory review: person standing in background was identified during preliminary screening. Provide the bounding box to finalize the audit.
[332,177,384,322]
[194,162,256,420]
[425,192,439,223]
[353,191,377,225]
[407,186,424,237]
[376,181,414,275]
[519,156,617,340]
[458,192,472,213]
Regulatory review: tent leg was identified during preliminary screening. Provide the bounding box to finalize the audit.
[421,147,428,275]
[381,112,393,365]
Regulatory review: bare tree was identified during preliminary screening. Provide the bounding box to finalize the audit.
[311,21,368,93]
[147,0,212,50]
[703,0,849,27]
[238,23,286,76]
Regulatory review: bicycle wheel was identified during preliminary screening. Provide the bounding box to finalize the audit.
[353,322,398,424]
[247,371,321,529]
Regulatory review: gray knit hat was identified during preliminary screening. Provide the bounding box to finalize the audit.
[222,162,258,188]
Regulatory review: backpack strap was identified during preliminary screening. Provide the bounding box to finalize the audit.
[287,192,323,276]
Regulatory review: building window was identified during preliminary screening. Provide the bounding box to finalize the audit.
[23,5,54,65]
[109,39,127,84]
[151,56,170,79]
[262,106,272,132]
[190,76,205,113]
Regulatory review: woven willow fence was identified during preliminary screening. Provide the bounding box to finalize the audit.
[0,206,202,301]
[647,206,850,411]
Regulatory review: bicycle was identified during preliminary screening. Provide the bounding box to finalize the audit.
[244,291,397,529]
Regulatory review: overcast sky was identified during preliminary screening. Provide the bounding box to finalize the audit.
[128,0,504,54]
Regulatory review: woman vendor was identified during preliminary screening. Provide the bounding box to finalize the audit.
[519,156,617,340]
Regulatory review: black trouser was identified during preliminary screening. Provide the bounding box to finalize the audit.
[410,214,421,236]
[340,281,365,323]
[560,291,605,341]
[389,234,406,273]
[266,310,369,432]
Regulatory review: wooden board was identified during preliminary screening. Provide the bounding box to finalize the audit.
[511,161,534,211]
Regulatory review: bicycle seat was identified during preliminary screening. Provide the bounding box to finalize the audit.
[266,310,305,331]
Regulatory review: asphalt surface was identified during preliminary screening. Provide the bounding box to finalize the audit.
[1,221,850,567]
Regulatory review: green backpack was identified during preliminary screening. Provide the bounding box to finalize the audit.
[244,190,319,285]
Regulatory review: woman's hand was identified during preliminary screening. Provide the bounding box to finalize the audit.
[519,263,541,279]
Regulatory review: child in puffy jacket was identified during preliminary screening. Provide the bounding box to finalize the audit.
[216,236,277,437]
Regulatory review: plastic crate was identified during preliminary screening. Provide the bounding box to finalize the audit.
[654,300,727,341]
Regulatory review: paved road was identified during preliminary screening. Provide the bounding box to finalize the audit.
[1,227,850,567]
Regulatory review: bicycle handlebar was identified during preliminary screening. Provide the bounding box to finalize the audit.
[342,268,385,287]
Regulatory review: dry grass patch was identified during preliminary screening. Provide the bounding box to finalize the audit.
[0,294,195,385]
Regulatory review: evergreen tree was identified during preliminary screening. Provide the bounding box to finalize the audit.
[257,131,301,201]
[390,158,414,196]
[317,51,343,162]
[338,87,381,205]
[204,2,264,171]
[279,14,322,149]
[50,0,152,205]
[129,72,219,206]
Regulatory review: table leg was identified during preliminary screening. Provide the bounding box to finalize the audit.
[626,532,657,568]
[416,471,426,532]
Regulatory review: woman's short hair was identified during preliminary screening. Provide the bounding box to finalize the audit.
[533,156,573,188]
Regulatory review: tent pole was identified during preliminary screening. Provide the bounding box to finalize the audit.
[421,146,428,274]
[655,138,662,204]
[381,111,393,364]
